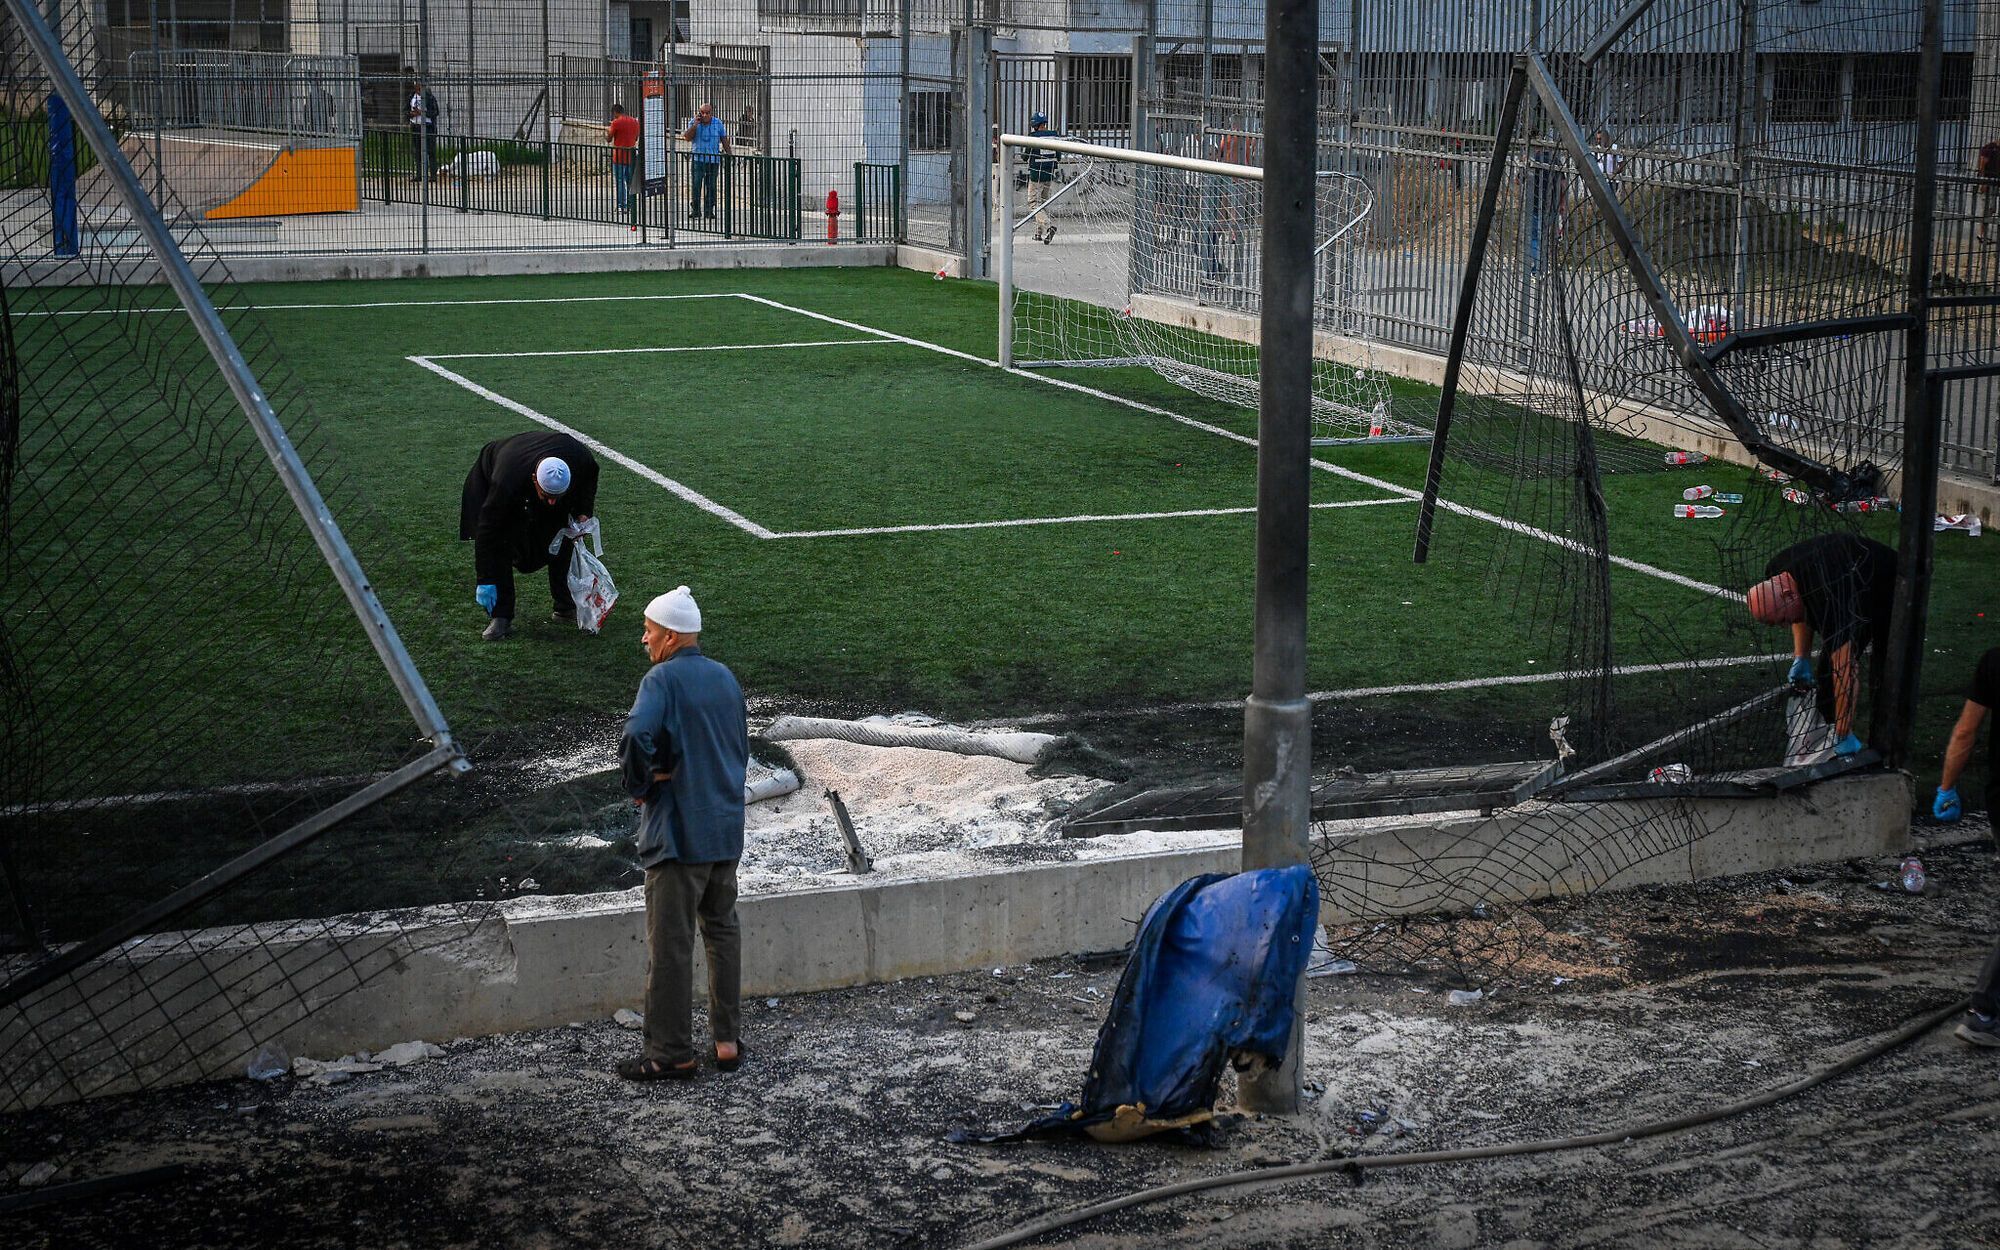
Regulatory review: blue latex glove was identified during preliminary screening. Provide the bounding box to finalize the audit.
[1933,787,1962,822]
[1833,732,1865,757]
[475,584,498,615]
[1787,656,1814,686]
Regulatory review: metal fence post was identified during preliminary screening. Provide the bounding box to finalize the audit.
[540,0,552,220]
[1239,0,1317,1117]
[1879,0,1946,765]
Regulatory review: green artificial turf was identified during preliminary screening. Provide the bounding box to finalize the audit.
[13,264,2000,795]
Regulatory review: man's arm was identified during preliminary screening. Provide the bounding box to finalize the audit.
[721,126,732,155]
[620,676,672,803]
[680,122,695,142]
[1940,699,1989,792]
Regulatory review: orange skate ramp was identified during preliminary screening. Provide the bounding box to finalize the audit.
[204,143,357,219]
[84,133,357,220]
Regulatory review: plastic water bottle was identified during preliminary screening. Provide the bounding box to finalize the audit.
[1760,467,1792,484]
[1834,496,1898,514]
[1899,857,1925,894]
[1664,451,1709,466]
[1782,486,1814,506]
[1650,763,1692,783]
[1713,492,1744,504]
[1682,484,1716,500]
[1674,504,1723,518]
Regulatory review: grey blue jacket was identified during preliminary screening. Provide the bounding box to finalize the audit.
[620,646,748,867]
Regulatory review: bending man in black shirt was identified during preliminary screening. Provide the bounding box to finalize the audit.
[459,430,600,641]
[1745,532,1897,756]
[1931,647,1999,1050]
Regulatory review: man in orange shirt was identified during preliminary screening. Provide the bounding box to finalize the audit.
[607,104,641,214]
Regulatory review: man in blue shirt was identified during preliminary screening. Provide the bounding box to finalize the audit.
[1025,112,1061,243]
[681,101,732,222]
[616,585,750,1081]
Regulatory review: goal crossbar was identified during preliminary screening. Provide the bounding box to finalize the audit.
[996,131,1421,442]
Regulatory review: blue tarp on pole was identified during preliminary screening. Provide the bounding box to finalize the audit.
[958,864,1320,1143]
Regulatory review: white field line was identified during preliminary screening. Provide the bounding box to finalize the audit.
[12,654,1785,811]
[1,774,377,817]
[733,293,1741,603]
[423,338,887,361]
[407,354,779,539]
[411,314,1414,537]
[985,653,1789,727]
[19,292,743,318]
[778,496,1412,539]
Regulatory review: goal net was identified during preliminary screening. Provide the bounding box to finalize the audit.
[1000,137,1420,442]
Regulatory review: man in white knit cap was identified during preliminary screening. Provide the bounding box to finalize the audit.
[617,585,749,1081]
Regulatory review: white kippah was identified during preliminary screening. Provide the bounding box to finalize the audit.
[644,585,701,633]
[534,457,571,495]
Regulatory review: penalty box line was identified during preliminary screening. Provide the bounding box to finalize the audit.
[410,325,1413,539]
[732,293,1741,603]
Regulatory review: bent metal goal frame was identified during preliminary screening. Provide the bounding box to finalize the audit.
[993,130,1427,448]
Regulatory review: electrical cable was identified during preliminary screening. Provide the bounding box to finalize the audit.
[958,997,1968,1250]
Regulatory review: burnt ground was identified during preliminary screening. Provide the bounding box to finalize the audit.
[7,831,2000,1250]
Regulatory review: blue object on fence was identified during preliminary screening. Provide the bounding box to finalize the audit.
[48,93,78,258]
[955,864,1319,1143]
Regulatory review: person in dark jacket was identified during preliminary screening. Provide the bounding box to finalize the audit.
[458,430,599,641]
[1746,531,1897,755]
[616,586,749,1082]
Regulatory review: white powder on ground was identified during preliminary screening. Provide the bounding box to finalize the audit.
[738,738,1103,890]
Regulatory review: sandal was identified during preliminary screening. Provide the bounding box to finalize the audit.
[715,1042,745,1073]
[617,1055,699,1082]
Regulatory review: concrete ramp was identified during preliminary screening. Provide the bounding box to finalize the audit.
[81,132,357,220]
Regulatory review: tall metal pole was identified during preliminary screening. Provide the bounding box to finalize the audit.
[541,0,553,220]
[1879,0,1945,764]
[0,0,463,765]
[1730,0,1758,331]
[1239,0,1316,1116]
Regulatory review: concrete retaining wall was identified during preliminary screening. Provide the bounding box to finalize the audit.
[1133,295,2000,526]
[2,773,1907,1110]
[4,243,897,289]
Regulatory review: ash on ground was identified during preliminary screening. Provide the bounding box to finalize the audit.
[9,841,1997,1249]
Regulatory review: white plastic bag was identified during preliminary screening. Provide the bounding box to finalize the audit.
[557,517,617,634]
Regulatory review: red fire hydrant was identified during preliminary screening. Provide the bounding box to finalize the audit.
[825,189,840,244]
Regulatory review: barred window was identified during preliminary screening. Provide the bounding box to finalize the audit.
[1063,55,1131,132]
[1768,54,1842,124]
[907,89,951,153]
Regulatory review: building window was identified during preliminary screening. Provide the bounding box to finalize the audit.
[907,89,951,152]
[1853,55,1918,122]
[1064,55,1131,133]
[1768,54,1841,124]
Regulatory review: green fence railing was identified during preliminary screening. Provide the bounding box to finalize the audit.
[363,127,801,242]
[852,161,901,243]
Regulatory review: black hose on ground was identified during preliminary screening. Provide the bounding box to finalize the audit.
[958,997,1969,1250]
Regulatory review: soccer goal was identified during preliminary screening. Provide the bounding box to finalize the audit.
[996,132,1423,445]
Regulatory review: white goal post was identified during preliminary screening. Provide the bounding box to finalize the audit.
[995,132,1422,445]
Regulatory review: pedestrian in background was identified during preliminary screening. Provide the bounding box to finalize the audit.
[1977,136,1998,244]
[607,103,640,216]
[681,101,731,222]
[1025,112,1061,243]
[408,76,440,182]
[617,586,749,1082]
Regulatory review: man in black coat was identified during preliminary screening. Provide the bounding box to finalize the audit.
[1746,531,1897,755]
[460,431,600,641]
